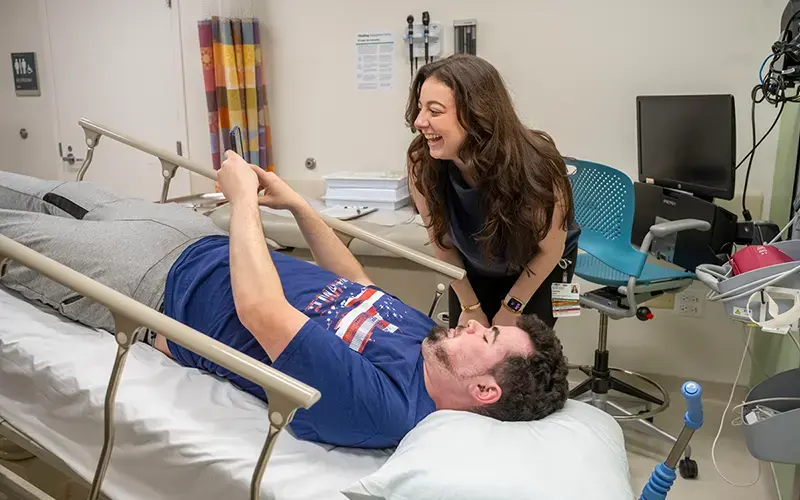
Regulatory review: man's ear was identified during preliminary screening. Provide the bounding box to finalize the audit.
[469,376,501,406]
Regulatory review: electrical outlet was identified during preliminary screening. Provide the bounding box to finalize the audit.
[675,289,703,317]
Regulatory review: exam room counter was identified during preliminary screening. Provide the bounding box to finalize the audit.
[204,179,449,319]
[202,177,764,323]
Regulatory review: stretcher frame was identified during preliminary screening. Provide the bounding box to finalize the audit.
[0,118,465,500]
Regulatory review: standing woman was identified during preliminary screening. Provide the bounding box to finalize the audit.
[406,54,580,329]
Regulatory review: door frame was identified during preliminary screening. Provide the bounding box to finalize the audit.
[28,0,61,179]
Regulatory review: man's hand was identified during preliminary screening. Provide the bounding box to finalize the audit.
[217,150,259,205]
[252,168,306,212]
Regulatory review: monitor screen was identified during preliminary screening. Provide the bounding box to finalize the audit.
[636,94,735,200]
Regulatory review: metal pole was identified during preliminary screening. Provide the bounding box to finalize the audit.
[249,399,297,500]
[76,142,98,181]
[598,313,608,351]
[158,161,178,204]
[87,316,138,500]
[665,427,695,468]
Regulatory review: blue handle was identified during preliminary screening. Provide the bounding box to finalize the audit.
[640,382,704,499]
[682,381,703,430]
[639,462,676,500]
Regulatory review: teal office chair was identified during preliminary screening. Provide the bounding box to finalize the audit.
[566,159,710,479]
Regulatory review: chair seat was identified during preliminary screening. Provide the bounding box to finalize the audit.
[575,252,694,287]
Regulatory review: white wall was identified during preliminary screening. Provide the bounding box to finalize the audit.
[259,0,784,211]
[0,0,59,180]
[253,0,789,384]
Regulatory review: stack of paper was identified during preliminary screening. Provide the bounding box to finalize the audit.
[322,171,410,210]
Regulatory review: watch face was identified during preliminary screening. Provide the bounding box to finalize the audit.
[507,297,523,312]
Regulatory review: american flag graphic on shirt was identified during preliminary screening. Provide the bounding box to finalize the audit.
[305,279,403,353]
[306,277,348,313]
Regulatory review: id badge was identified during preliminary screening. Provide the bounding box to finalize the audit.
[552,282,580,317]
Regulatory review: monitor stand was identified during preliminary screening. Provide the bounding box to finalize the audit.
[631,182,737,271]
[692,193,714,204]
[661,186,714,204]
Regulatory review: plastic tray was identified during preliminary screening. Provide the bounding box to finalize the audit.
[696,240,800,323]
[322,196,409,210]
[324,186,410,202]
[323,171,408,190]
[741,368,800,464]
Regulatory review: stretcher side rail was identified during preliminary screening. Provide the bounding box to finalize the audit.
[75,118,466,281]
[0,234,321,500]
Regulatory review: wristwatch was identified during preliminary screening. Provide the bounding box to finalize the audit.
[502,294,526,314]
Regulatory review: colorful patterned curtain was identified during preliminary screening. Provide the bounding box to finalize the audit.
[199,16,273,171]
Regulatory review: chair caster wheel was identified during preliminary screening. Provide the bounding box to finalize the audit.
[679,458,698,479]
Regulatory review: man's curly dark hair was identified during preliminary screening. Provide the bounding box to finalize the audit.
[474,314,569,421]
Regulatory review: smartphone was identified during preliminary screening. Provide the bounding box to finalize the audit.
[230,126,244,156]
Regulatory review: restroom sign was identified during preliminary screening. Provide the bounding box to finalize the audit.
[11,52,40,96]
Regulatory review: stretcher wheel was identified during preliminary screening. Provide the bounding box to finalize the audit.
[679,458,698,479]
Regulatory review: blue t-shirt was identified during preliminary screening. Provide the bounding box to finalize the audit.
[163,235,437,448]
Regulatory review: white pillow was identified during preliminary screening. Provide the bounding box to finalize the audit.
[341,400,633,500]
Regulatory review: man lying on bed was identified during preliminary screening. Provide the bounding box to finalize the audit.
[0,156,568,449]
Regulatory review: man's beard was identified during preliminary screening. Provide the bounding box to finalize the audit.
[424,325,453,371]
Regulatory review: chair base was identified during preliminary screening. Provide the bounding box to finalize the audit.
[569,359,695,471]
[569,364,669,421]
[568,310,697,477]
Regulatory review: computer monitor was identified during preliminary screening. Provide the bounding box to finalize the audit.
[636,94,736,201]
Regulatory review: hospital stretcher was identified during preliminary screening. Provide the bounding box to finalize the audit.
[0,118,704,500]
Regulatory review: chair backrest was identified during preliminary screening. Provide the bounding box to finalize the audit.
[566,158,645,276]
[567,159,635,243]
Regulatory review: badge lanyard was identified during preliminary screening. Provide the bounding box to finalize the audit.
[552,258,580,318]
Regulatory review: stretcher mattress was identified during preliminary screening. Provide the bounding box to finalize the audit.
[0,286,391,500]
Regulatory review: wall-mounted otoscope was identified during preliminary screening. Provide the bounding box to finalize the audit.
[407,15,415,78]
[422,11,430,64]
[403,15,442,82]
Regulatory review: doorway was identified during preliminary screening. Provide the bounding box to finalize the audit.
[0,1,59,179]
[43,0,191,200]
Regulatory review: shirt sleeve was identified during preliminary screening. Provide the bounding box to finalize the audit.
[271,320,410,448]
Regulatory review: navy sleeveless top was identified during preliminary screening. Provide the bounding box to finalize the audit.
[444,162,580,277]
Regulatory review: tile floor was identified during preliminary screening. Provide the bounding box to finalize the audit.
[0,375,783,500]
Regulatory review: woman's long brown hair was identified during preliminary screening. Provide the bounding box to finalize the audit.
[405,54,575,274]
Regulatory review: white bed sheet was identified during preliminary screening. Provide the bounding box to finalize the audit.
[0,286,391,500]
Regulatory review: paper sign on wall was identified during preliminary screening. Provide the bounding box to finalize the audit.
[355,32,394,91]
